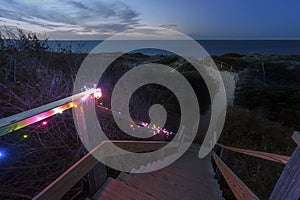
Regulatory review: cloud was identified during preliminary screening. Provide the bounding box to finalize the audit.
[0,0,140,38]
[159,24,178,29]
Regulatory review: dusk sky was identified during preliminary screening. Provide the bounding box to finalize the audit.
[0,0,300,40]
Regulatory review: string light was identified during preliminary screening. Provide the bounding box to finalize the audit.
[23,134,29,139]
[0,151,4,159]
[93,88,102,99]
[42,121,48,126]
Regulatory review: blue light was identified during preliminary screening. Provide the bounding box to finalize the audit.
[0,151,4,158]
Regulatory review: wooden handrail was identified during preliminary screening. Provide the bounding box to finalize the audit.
[0,89,97,136]
[212,152,259,200]
[216,143,290,164]
[269,131,300,200]
[33,140,169,200]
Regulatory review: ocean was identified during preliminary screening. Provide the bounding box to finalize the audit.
[45,40,300,56]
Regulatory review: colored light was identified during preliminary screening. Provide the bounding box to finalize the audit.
[23,134,28,139]
[70,102,77,108]
[0,151,4,158]
[99,102,103,106]
[93,88,102,99]
[118,112,122,115]
[130,124,134,128]
[54,108,63,114]
[42,121,48,126]
[141,122,148,127]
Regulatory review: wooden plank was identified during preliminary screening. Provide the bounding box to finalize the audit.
[123,173,202,200]
[0,89,96,136]
[292,131,300,147]
[217,143,290,164]
[33,140,168,200]
[212,152,259,200]
[269,147,300,200]
[96,178,155,200]
[121,151,223,200]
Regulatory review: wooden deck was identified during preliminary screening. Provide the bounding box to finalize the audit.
[93,144,224,200]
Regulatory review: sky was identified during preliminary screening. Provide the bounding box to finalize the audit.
[0,0,300,40]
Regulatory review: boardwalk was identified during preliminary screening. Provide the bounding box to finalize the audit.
[94,144,224,200]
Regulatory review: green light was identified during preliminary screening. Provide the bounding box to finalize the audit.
[23,134,29,139]
[99,102,103,106]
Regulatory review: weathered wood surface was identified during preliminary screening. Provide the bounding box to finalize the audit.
[212,152,259,200]
[217,143,290,164]
[96,178,156,200]
[0,89,96,136]
[33,140,168,200]
[269,132,300,200]
[96,145,224,200]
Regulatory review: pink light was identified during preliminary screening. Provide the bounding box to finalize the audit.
[42,121,48,126]
[93,88,102,99]
[141,122,148,127]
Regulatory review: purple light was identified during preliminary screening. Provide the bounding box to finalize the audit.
[42,121,48,126]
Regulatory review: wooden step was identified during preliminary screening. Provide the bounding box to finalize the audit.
[94,144,224,200]
[119,151,223,199]
[122,172,222,200]
[94,177,156,200]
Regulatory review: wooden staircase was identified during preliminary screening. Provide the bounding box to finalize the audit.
[94,145,224,200]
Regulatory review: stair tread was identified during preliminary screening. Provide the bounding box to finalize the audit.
[95,145,224,200]
[95,178,156,200]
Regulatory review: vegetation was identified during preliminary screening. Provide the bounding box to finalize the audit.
[214,52,300,199]
[0,29,87,199]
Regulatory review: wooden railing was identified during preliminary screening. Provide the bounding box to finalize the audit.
[213,131,300,200]
[0,89,97,136]
[32,140,171,200]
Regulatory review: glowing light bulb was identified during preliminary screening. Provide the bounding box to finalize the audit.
[130,124,134,128]
[23,134,28,139]
[42,121,48,126]
[54,108,63,114]
[93,88,102,99]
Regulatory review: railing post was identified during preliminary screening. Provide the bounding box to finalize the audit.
[215,147,228,181]
[76,102,107,195]
[87,162,107,195]
[269,131,300,200]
